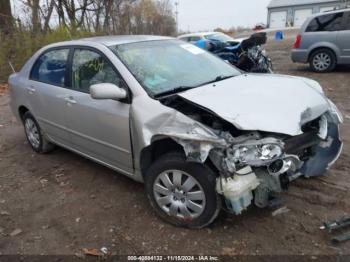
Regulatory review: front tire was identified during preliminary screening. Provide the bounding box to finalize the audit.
[145,152,221,228]
[23,112,55,153]
[309,49,336,73]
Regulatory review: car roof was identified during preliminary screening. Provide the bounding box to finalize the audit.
[311,7,350,18]
[178,32,221,38]
[45,35,173,48]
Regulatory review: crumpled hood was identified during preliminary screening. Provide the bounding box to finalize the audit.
[179,74,331,136]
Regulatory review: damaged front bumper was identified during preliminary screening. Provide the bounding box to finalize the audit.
[212,110,343,215]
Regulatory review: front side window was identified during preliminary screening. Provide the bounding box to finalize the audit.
[189,36,201,42]
[179,37,190,42]
[306,12,344,32]
[30,49,69,86]
[111,40,240,97]
[71,49,126,93]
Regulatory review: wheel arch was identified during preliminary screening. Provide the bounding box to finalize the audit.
[18,105,30,121]
[139,136,220,179]
[139,137,185,178]
[308,45,338,63]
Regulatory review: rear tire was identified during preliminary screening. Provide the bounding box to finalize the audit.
[309,49,336,73]
[23,112,55,154]
[144,152,221,228]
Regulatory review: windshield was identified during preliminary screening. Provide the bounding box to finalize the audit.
[204,33,234,42]
[110,40,240,97]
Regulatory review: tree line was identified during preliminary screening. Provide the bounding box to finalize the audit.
[0,0,177,80]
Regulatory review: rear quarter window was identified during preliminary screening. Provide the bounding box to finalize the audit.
[306,12,344,32]
[345,11,350,30]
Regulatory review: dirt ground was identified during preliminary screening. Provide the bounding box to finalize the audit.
[1,31,350,257]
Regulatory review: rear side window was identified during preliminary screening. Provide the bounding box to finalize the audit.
[30,49,69,86]
[306,12,344,32]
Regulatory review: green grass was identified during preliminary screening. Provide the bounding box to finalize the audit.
[0,26,95,80]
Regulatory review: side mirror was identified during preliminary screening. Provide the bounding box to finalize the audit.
[90,83,127,100]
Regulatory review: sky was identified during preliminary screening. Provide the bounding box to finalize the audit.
[172,0,272,32]
[11,0,272,33]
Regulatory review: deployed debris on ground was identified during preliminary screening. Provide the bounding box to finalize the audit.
[321,216,350,243]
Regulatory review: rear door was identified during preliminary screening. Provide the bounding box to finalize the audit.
[63,47,134,173]
[337,11,350,63]
[28,48,71,145]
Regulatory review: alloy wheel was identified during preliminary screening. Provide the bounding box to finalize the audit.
[313,53,331,71]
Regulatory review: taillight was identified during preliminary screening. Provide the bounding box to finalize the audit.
[294,34,301,49]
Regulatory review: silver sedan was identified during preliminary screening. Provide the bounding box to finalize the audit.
[9,35,343,228]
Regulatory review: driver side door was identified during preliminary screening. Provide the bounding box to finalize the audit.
[64,47,133,174]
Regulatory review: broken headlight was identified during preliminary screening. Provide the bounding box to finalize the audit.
[232,143,283,166]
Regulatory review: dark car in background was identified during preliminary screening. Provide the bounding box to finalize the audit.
[292,8,350,73]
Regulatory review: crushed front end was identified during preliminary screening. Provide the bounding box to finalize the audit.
[208,110,343,215]
[148,77,343,216]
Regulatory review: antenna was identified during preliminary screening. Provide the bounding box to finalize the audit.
[175,1,179,34]
[8,61,16,73]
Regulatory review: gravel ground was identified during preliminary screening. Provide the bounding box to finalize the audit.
[1,32,350,257]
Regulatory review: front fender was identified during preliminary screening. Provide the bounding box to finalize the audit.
[129,95,227,178]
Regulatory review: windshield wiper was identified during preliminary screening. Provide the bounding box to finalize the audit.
[154,86,196,98]
[198,74,236,87]
[153,75,236,98]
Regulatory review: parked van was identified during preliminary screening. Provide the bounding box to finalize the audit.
[292,8,350,72]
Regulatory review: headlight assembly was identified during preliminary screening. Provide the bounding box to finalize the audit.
[232,143,283,166]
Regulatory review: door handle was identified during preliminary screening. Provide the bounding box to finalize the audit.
[26,87,36,94]
[64,97,77,105]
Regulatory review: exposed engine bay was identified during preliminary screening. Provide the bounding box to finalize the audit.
[159,94,343,215]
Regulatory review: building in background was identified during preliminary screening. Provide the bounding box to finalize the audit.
[267,0,347,28]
